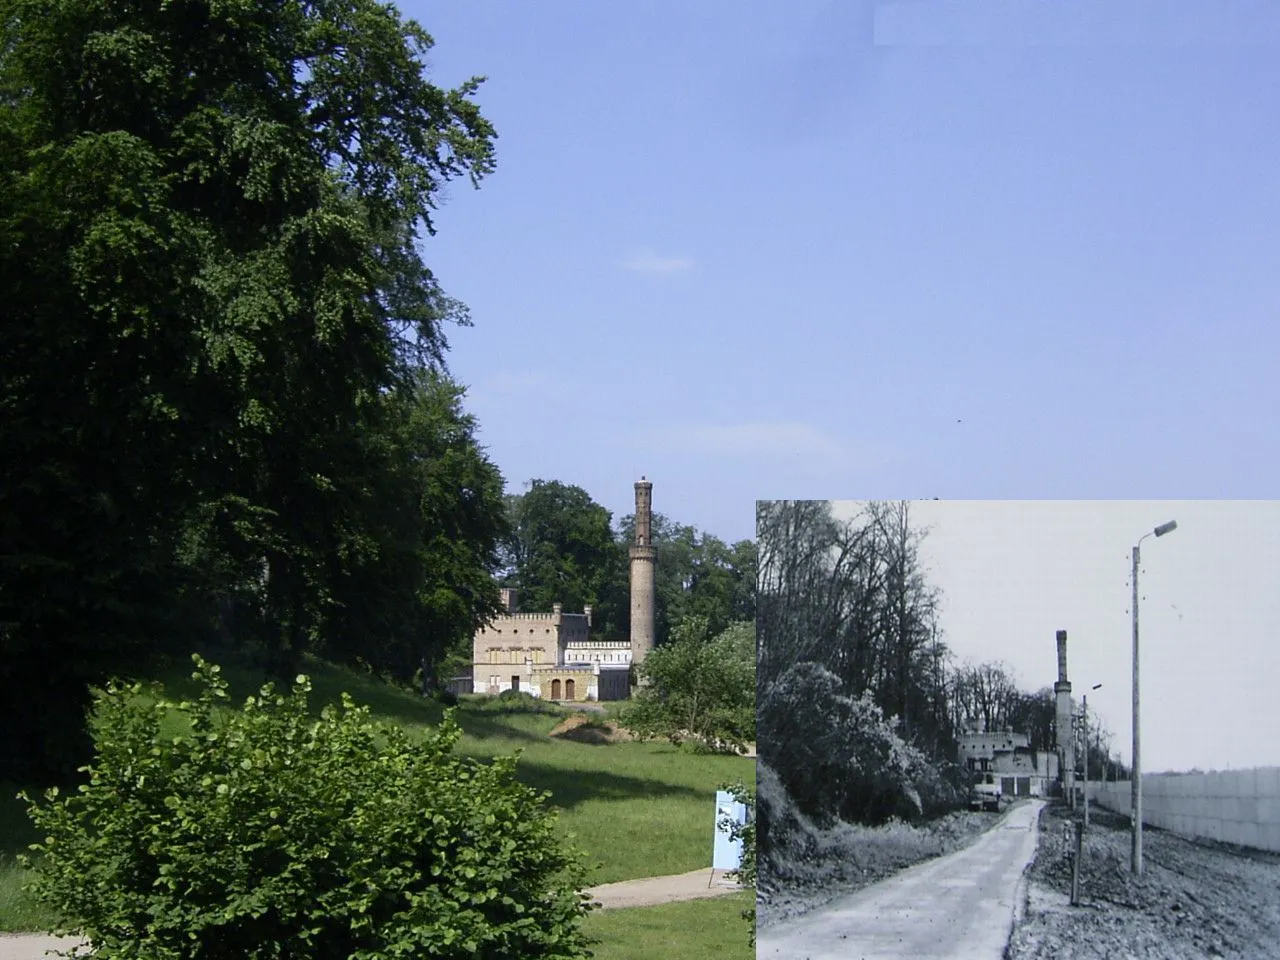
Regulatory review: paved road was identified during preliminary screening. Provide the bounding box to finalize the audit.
[757,799,1044,960]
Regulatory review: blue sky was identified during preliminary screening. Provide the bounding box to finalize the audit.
[404,0,1279,545]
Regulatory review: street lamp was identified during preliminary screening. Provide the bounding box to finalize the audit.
[1083,683,1101,827]
[1132,519,1177,875]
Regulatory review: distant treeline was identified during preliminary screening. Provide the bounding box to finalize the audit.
[756,500,1117,829]
[495,480,756,652]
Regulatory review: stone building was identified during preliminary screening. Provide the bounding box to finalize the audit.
[468,478,656,702]
[958,728,1059,798]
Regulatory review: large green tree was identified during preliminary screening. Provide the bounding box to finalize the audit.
[320,371,508,689]
[0,0,496,777]
[500,481,627,633]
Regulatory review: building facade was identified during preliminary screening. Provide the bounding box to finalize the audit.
[469,479,656,702]
[958,728,1059,798]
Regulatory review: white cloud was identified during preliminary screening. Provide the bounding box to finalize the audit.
[646,421,857,465]
[620,252,695,275]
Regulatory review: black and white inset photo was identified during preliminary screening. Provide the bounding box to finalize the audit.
[756,500,1280,960]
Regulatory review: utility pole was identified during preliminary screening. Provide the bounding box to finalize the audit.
[1082,694,1089,827]
[1082,685,1100,827]
[1132,519,1177,876]
[1131,543,1141,872]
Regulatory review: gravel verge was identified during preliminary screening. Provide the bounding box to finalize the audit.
[1007,802,1280,959]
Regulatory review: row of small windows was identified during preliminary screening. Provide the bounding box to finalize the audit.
[486,626,592,637]
[486,649,546,663]
[485,650,629,664]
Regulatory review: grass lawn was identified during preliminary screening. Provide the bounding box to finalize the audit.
[582,893,754,960]
[0,781,60,932]
[1,654,754,934]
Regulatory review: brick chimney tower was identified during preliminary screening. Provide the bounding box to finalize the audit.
[1055,629,1075,801]
[629,477,656,672]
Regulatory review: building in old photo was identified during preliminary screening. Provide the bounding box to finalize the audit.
[958,728,1059,799]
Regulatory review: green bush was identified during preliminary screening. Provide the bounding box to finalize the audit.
[19,656,592,959]
[624,618,755,753]
[479,689,560,715]
[758,661,927,827]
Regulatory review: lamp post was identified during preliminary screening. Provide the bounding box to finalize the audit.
[1132,519,1177,875]
[1083,683,1101,827]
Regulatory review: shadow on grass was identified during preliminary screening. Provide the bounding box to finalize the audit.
[0,782,41,864]
[146,656,571,747]
[508,758,704,811]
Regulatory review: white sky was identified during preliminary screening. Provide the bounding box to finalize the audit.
[829,500,1280,774]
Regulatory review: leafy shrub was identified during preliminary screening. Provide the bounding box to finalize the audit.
[19,656,591,959]
[624,617,755,752]
[478,689,560,715]
[758,661,927,826]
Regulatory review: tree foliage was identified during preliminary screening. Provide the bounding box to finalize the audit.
[499,481,625,633]
[317,371,508,689]
[758,500,949,756]
[623,617,755,753]
[0,0,501,777]
[758,661,931,826]
[617,512,756,645]
[500,485,756,648]
[20,657,591,959]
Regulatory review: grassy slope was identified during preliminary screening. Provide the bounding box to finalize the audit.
[1,655,754,935]
[582,893,754,960]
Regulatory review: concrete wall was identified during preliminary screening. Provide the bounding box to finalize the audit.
[1091,767,1280,853]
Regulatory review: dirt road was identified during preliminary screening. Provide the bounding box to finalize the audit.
[757,799,1044,960]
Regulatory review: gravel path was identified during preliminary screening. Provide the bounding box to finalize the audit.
[0,935,78,960]
[1008,802,1280,959]
[0,868,744,958]
[589,867,743,909]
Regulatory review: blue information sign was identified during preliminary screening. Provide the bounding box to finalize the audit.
[712,789,748,870]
